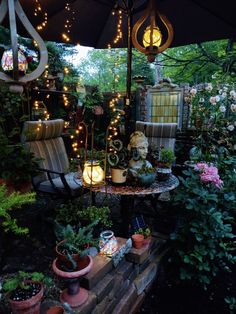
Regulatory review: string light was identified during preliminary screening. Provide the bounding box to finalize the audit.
[33,100,50,124]
[34,0,48,31]
[113,10,123,45]
[62,3,76,42]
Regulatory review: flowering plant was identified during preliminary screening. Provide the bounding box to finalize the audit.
[170,164,235,289]
[189,82,236,159]
[195,163,223,189]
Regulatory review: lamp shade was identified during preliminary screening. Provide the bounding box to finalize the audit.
[143,25,162,48]
[1,49,28,73]
[82,160,104,186]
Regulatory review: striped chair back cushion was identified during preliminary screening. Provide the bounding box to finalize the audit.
[21,119,64,141]
[136,121,177,151]
[22,120,69,182]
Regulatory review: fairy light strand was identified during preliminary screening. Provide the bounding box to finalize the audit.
[62,3,76,42]
[34,0,48,31]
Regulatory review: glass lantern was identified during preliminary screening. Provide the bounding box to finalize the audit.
[142,25,162,48]
[99,230,118,257]
[1,49,28,74]
[82,160,104,187]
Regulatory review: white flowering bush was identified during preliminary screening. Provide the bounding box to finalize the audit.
[189,82,236,159]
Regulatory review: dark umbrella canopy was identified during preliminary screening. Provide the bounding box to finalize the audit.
[8,0,236,48]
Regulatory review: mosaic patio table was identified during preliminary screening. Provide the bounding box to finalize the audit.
[92,174,179,236]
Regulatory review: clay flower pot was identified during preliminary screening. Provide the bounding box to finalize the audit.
[46,305,65,314]
[52,255,93,308]
[9,281,44,314]
[131,234,144,249]
[55,240,80,266]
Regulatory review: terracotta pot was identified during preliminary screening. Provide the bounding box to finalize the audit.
[131,234,144,249]
[9,281,44,314]
[52,256,93,308]
[55,240,80,266]
[46,305,65,314]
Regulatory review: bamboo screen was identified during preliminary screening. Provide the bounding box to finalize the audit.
[150,91,182,124]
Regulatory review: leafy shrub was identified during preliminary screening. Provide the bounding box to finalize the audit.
[170,166,235,289]
[78,206,112,227]
[0,185,35,234]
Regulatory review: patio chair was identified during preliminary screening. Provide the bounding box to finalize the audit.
[21,119,82,198]
[135,121,177,152]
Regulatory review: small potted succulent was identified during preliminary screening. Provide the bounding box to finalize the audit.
[134,227,151,246]
[2,271,52,314]
[156,148,176,181]
[107,139,129,184]
[136,163,156,187]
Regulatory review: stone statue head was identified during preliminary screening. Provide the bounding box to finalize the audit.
[128,131,149,160]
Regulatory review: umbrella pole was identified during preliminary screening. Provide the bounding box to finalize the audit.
[125,0,134,143]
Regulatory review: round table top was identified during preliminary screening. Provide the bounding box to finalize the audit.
[93,174,179,196]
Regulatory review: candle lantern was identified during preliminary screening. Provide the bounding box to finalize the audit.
[82,160,104,187]
[99,230,118,257]
[1,49,28,74]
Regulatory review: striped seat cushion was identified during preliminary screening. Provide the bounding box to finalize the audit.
[136,121,177,151]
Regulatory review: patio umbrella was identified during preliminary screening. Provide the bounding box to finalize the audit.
[9,0,235,48]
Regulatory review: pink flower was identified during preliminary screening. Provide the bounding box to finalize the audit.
[196,163,223,189]
[195,163,209,172]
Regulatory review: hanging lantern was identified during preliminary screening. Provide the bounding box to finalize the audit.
[0,0,48,92]
[1,49,28,74]
[82,160,104,187]
[132,0,173,62]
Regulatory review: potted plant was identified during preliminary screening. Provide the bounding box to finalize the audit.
[156,148,176,181]
[136,163,156,187]
[107,139,129,184]
[131,233,144,249]
[2,271,52,314]
[54,220,99,268]
[135,227,151,245]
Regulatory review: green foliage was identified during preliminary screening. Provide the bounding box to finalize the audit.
[108,139,129,169]
[77,48,154,92]
[224,296,236,312]
[78,206,112,228]
[170,167,235,289]
[159,148,176,167]
[2,271,52,294]
[55,200,80,225]
[54,220,99,256]
[136,163,156,175]
[0,141,40,187]
[135,227,151,239]
[162,40,236,84]
[0,185,35,234]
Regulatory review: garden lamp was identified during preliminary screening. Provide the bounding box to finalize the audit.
[0,0,48,93]
[82,160,104,187]
[131,0,173,62]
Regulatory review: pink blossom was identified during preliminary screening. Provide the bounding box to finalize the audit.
[195,163,209,172]
[195,163,223,189]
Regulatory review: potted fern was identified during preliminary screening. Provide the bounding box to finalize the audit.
[54,220,98,269]
[2,271,52,314]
